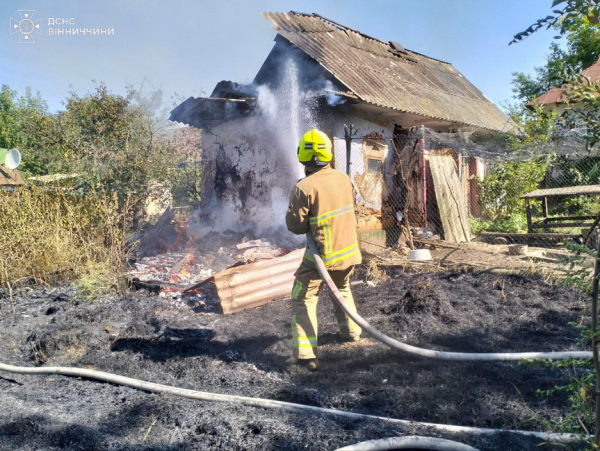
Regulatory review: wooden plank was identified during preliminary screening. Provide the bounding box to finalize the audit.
[541,215,596,222]
[167,253,194,276]
[0,165,24,186]
[427,154,471,243]
[521,184,600,199]
[481,231,580,239]
[532,222,594,229]
[214,249,304,314]
[183,276,215,294]
[236,239,272,250]
[542,196,548,218]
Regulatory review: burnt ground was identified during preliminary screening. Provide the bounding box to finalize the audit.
[0,267,592,451]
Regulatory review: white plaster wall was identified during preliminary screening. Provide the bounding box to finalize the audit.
[327,111,395,211]
[200,116,302,232]
[199,109,398,232]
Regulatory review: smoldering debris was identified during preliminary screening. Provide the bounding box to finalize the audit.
[128,215,302,314]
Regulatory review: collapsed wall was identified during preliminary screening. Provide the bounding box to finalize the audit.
[199,116,302,233]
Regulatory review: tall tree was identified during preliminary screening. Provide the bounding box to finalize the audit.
[511,15,600,104]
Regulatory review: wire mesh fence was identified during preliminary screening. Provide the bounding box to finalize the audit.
[333,127,600,259]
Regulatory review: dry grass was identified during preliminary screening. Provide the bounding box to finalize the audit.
[364,257,390,284]
[0,188,131,302]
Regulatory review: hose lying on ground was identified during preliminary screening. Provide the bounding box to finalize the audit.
[0,361,587,445]
[336,435,480,451]
[306,233,592,362]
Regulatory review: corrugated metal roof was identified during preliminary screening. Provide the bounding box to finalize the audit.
[528,86,567,106]
[262,12,512,132]
[214,249,303,314]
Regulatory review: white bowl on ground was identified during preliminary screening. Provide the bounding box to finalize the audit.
[408,249,432,261]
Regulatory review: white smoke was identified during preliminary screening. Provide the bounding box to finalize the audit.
[195,55,345,243]
[256,85,278,118]
[324,80,346,107]
[256,57,317,181]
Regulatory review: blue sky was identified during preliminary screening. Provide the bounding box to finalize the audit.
[0,0,560,114]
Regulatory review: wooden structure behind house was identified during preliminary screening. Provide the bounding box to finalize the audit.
[521,185,600,235]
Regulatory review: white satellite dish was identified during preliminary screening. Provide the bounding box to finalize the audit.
[1,148,21,170]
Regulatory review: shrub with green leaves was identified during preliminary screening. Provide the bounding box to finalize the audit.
[478,159,547,230]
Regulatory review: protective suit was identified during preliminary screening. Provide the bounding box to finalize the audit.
[286,129,362,364]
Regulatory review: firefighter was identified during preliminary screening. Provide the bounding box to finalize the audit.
[285,128,363,371]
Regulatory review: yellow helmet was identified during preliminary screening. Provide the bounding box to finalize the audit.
[297,129,332,166]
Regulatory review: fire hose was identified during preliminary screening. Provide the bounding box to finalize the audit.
[335,436,480,451]
[0,234,591,447]
[0,361,587,445]
[306,233,592,362]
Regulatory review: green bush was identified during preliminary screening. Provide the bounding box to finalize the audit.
[477,159,547,234]
[470,213,528,234]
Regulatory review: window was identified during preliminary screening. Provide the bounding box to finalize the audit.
[367,158,382,174]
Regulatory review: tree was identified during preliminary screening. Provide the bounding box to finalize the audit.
[511,14,600,105]
[0,85,20,149]
[507,10,600,156]
[510,0,600,45]
[0,85,54,176]
[52,83,179,201]
[0,82,201,211]
[511,2,600,445]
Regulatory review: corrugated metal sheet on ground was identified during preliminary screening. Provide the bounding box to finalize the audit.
[262,12,512,132]
[214,248,304,314]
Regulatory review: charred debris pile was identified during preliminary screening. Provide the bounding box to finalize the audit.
[127,208,305,315]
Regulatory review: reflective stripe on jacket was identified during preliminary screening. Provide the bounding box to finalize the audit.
[286,165,362,270]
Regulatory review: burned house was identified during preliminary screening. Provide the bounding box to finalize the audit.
[170,11,512,245]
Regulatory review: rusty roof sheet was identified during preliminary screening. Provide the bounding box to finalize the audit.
[214,249,303,314]
[529,57,600,107]
[528,86,567,106]
[262,12,512,132]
